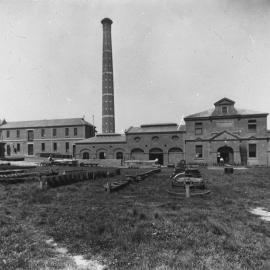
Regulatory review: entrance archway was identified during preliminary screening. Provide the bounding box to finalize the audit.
[149,148,163,165]
[217,146,234,164]
[130,148,144,160]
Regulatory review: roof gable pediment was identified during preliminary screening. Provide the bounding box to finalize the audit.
[210,130,239,141]
[214,97,235,106]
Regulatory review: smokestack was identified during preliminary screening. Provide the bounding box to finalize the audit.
[101,18,115,133]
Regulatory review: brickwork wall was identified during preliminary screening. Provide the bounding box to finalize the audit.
[75,143,127,160]
[126,132,185,165]
[185,115,269,166]
[185,116,268,140]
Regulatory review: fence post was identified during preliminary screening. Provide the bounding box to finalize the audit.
[39,175,47,190]
[185,179,190,198]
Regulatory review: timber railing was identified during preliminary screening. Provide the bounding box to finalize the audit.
[39,168,121,189]
[0,168,121,187]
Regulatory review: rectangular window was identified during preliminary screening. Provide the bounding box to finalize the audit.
[74,127,77,136]
[53,128,57,137]
[65,128,69,137]
[222,106,228,114]
[248,119,256,132]
[17,143,20,152]
[195,145,203,158]
[16,129,20,138]
[53,142,57,152]
[195,122,203,135]
[41,143,45,152]
[249,144,256,158]
[6,130,10,138]
[27,130,34,141]
[41,129,45,137]
[65,142,69,152]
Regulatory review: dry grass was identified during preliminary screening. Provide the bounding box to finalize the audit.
[1,167,270,269]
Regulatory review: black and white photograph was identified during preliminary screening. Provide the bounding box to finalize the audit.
[0,0,270,269]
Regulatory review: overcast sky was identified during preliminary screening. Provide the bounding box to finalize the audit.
[0,0,269,132]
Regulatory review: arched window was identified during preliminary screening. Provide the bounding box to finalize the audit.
[99,152,106,159]
[152,136,159,142]
[82,152,90,159]
[116,152,123,160]
[134,136,141,142]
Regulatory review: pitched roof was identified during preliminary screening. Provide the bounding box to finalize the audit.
[76,133,126,144]
[0,118,94,129]
[126,123,183,134]
[185,108,268,119]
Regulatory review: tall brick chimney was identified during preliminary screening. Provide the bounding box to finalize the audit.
[101,18,115,133]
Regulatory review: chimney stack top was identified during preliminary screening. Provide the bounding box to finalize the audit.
[101,18,113,25]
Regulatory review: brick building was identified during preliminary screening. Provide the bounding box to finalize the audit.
[75,98,270,167]
[75,133,126,160]
[184,98,270,166]
[125,123,185,165]
[0,118,95,158]
[75,123,185,166]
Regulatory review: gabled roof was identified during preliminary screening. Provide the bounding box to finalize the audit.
[126,123,182,134]
[214,97,235,106]
[0,118,94,129]
[76,133,126,144]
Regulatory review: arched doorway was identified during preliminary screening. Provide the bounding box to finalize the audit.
[82,152,90,159]
[130,148,144,160]
[217,146,234,164]
[149,148,164,165]
[168,147,183,164]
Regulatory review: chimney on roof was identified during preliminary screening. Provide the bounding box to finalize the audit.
[101,18,115,133]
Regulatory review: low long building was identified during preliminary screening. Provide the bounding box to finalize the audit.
[75,123,186,166]
[0,118,95,158]
[75,98,270,167]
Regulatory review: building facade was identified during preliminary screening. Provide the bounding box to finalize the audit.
[76,123,185,166]
[184,98,270,166]
[75,98,270,167]
[0,118,95,158]
[75,133,127,160]
[125,123,185,165]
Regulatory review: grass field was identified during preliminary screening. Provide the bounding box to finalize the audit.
[1,167,270,270]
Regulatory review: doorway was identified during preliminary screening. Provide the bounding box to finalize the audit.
[149,148,164,165]
[28,144,34,156]
[217,146,234,164]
